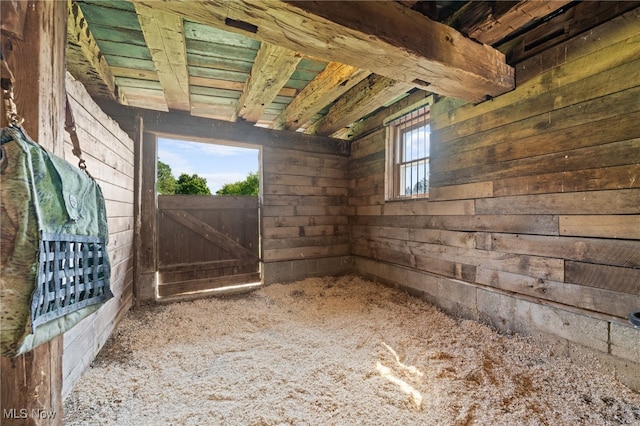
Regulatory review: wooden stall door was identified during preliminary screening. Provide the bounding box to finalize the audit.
[157,195,260,298]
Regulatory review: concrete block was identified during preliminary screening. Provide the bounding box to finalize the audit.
[565,340,640,393]
[477,288,529,335]
[316,256,349,276]
[136,273,156,301]
[262,261,294,284]
[610,321,640,362]
[405,268,439,299]
[526,300,609,353]
[438,277,476,310]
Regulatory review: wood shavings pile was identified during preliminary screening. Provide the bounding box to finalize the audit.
[64,276,640,425]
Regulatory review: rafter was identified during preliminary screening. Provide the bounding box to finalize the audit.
[131,0,514,102]
[271,63,369,131]
[446,0,573,45]
[307,74,414,137]
[66,0,124,103]
[134,3,190,111]
[237,42,302,123]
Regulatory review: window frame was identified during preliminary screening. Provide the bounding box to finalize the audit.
[385,104,431,201]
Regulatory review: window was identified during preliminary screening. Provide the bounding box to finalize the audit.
[386,106,430,200]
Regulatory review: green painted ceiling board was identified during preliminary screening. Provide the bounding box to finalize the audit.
[296,58,328,73]
[264,104,286,112]
[271,95,294,105]
[189,66,248,83]
[115,77,163,90]
[97,40,152,60]
[184,21,260,50]
[283,80,309,90]
[186,39,258,61]
[78,2,142,32]
[289,69,321,82]
[262,109,284,117]
[189,94,238,107]
[105,56,156,71]
[79,0,136,12]
[265,100,293,113]
[89,25,147,46]
[187,54,254,73]
[265,101,287,109]
[190,86,242,99]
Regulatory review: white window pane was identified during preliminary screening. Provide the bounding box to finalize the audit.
[390,107,430,199]
[400,164,409,196]
[406,163,418,195]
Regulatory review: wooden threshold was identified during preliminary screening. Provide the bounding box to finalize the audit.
[157,272,262,299]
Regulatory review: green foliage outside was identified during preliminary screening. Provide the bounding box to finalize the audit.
[216,171,259,196]
[175,173,211,195]
[157,160,211,195]
[157,160,177,195]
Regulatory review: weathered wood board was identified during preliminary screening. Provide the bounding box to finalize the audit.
[156,195,259,297]
[348,8,640,323]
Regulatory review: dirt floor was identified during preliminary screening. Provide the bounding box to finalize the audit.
[64,275,640,425]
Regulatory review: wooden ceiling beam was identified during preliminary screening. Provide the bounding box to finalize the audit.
[135,3,190,111]
[237,42,302,123]
[272,63,370,131]
[446,0,573,46]
[100,103,350,156]
[66,0,124,103]
[307,74,414,137]
[131,0,514,102]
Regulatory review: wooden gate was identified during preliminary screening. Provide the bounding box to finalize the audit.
[156,195,260,298]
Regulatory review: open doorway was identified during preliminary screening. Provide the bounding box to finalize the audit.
[157,138,259,196]
[155,138,261,299]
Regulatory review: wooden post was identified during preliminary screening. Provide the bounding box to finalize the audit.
[134,131,158,300]
[133,114,144,300]
[1,1,67,425]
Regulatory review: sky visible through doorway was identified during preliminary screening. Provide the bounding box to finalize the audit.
[157,138,259,194]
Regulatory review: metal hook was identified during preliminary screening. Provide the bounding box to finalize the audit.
[3,88,24,126]
[1,54,24,127]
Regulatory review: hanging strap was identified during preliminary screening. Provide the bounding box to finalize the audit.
[2,49,89,174]
[64,95,89,172]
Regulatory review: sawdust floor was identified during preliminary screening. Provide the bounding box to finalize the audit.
[64,276,640,425]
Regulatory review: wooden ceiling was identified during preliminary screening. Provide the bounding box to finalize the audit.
[66,1,635,140]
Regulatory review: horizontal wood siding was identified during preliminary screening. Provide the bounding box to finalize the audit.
[262,146,350,264]
[62,75,134,398]
[349,9,640,389]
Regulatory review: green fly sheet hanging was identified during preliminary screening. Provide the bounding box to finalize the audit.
[1,50,112,356]
[0,125,112,356]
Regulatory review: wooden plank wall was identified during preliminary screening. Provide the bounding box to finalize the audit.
[96,104,353,287]
[61,75,135,398]
[262,146,352,283]
[350,9,640,391]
